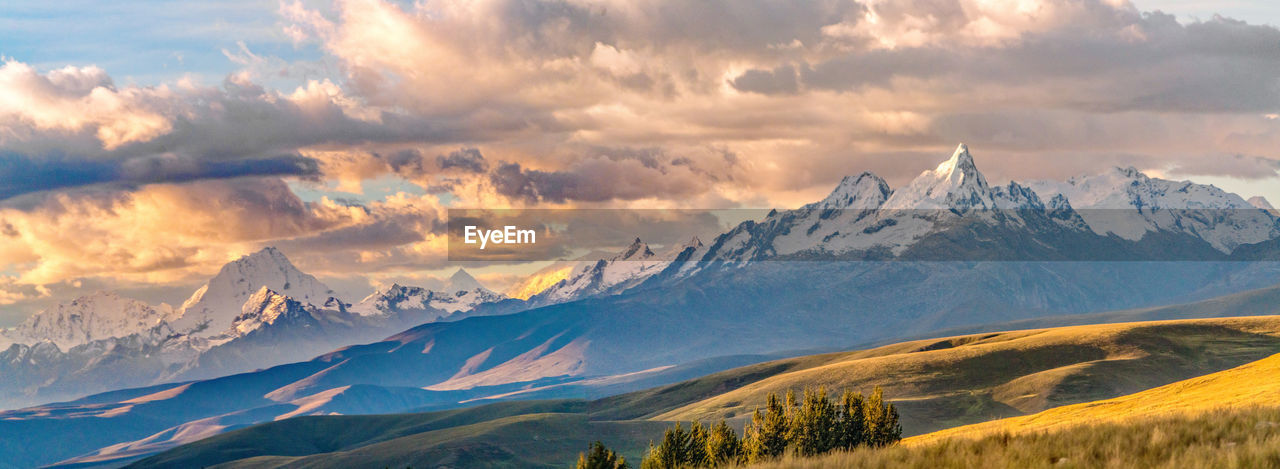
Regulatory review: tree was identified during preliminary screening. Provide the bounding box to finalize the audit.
[837,389,866,449]
[641,422,707,469]
[864,386,902,447]
[743,392,790,462]
[687,421,710,466]
[705,420,743,466]
[578,441,629,469]
[789,387,839,456]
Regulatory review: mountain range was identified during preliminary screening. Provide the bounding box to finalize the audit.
[6,144,1280,467]
[0,248,510,408]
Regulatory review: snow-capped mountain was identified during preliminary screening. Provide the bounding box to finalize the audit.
[227,287,323,337]
[0,249,513,408]
[1248,196,1275,212]
[1028,167,1280,252]
[171,247,334,337]
[350,269,506,319]
[680,144,1088,266]
[0,292,176,351]
[530,237,702,304]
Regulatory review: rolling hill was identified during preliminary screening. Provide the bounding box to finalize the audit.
[908,347,1280,445]
[746,350,1280,468]
[126,315,1280,468]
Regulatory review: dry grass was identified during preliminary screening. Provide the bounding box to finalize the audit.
[749,406,1280,469]
[654,316,1280,436]
[909,351,1280,445]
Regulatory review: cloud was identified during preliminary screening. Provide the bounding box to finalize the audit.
[7,0,1280,308]
[0,151,319,200]
[0,178,376,285]
[0,61,173,150]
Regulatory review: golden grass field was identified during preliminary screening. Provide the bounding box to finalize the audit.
[654,316,1280,436]
[908,351,1280,445]
[748,344,1280,468]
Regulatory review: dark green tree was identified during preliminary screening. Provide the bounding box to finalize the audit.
[641,422,709,469]
[705,420,743,466]
[577,441,629,469]
[837,389,867,449]
[789,387,839,456]
[687,421,710,466]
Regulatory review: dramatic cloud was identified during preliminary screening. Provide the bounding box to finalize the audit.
[5,0,1280,312]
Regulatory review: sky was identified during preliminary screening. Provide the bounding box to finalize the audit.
[1,0,1280,325]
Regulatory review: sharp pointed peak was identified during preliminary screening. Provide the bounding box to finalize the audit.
[938,143,978,174]
[446,268,484,292]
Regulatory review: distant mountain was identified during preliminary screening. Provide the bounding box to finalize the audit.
[528,237,701,305]
[0,250,507,409]
[1027,167,1279,252]
[172,247,335,337]
[1250,196,1276,211]
[350,269,506,319]
[0,291,175,351]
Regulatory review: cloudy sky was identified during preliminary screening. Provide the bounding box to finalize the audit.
[1,0,1279,324]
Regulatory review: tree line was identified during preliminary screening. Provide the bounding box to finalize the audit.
[636,386,901,468]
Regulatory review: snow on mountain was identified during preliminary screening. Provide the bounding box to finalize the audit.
[811,171,893,210]
[227,287,318,337]
[350,269,505,319]
[882,143,997,211]
[1249,196,1276,211]
[531,237,701,304]
[171,247,334,337]
[350,283,505,319]
[444,268,484,293]
[1027,167,1280,252]
[0,292,176,351]
[682,144,1067,265]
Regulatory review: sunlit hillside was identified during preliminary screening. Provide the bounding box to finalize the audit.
[748,352,1280,468]
[650,316,1280,435]
[505,265,574,299]
[908,351,1280,445]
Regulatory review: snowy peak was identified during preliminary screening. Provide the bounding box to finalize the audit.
[530,237,670,304]
[446,268,483,293]
[1028,166,1280,252]
[172,247,333,337]
[1249,196,1275,211]
[936,143,987,189]
[813,172,891,210]
[883,143,995,210]
[230,287,310,336]
[350,279,505,319]
[616,238,656,261]
[0,291,174,351]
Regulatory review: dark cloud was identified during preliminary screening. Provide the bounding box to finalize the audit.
[436,148,488,173]
[730,64,800,95]
[733,12,1280,114]
[0,151,320,200]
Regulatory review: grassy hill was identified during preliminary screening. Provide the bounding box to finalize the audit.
[631,316,1280,435]
[748,352,1280,468]
[129,315,1280,468]
[750,406,1280,469]
[127,400,668,469]
[909,350,1280,445]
